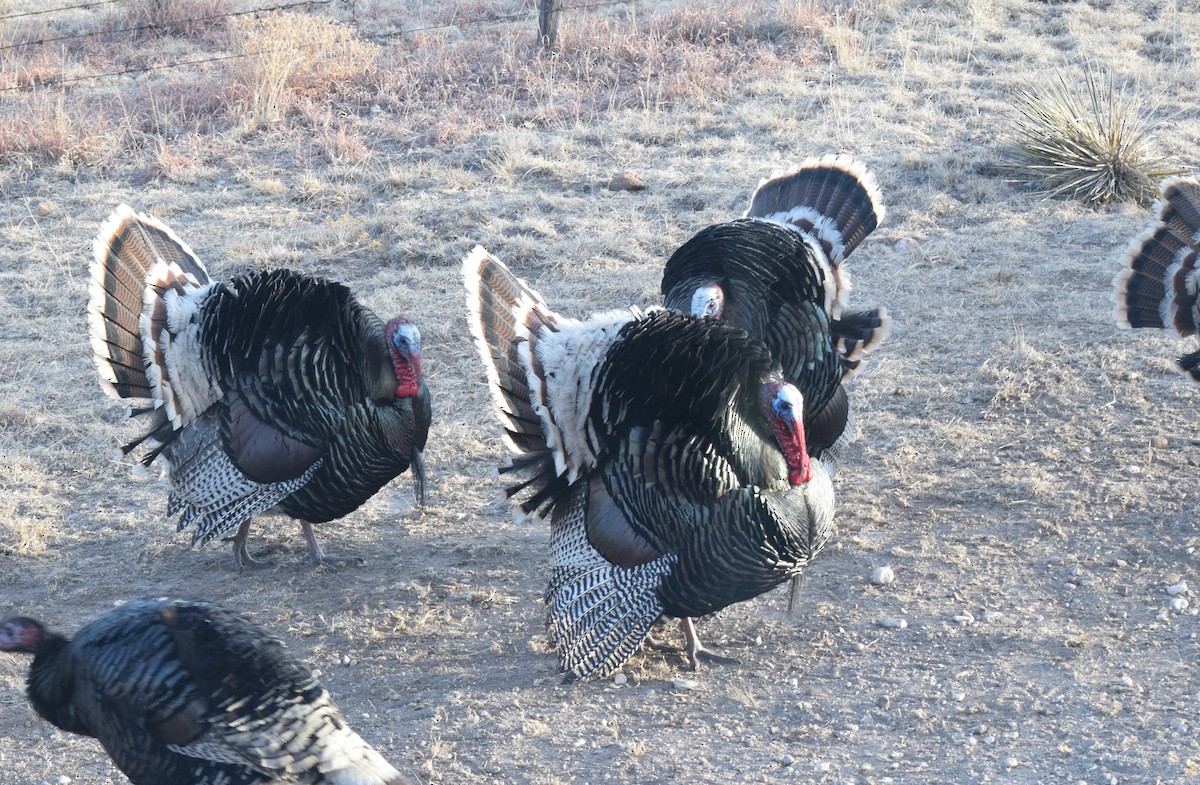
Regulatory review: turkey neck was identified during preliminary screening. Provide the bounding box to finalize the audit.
[25,633,89,736]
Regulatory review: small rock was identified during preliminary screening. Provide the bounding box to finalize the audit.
[608,171,646,192]
[1171,717,1189,733]
[612,671,628,685]
[780,754,795,767]
[1116,675,1134,688]
[1005,757,1020,769]
[1125,464,1142,474]
[1170,597,1189,612]
[870,566,896,586]
[38,201,54,216]
[672,678,701,691]
[812,760,830,772]
[982,611,1003,623]
[894,237,919,252]
[1151,435,1168,449]
[953,612,975,626]
[1166,581,1189,596]
[878,617,908,630]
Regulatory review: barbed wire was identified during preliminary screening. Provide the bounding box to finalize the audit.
[0,0,124,22]
[0,0,331,53]
[0,0,637,93]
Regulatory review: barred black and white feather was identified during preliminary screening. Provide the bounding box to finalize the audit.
[1114,176,1200,381]
[465,247,835,678]
[660,154,889,467]
[88,206,431,570]
[0,598,411,785]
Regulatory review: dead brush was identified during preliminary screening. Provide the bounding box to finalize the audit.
[999,66,1183,207]
[227,11,380,128]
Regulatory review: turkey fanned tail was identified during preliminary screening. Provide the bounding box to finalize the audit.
[747,152,886,308]
[1114,176,1200,381]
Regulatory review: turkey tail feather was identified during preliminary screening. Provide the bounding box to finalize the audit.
[831,306,891,382]
[747,153,885,268]
[1115,176,1200,336]
[89,205,211,416]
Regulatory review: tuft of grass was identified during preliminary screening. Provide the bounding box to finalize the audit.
[117,0,230,39]
[228,11,380,128]
[999,66,1184,207]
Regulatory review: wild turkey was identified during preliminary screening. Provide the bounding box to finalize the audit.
[661,154,889,467]
[1114,175,1200,381]
[0,597,411,785]
[88,205,431,571]
[464,247,835,679]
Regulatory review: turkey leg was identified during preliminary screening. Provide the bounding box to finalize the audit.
[300,520,366,570]
[681,617,740,669]
[229,521,277,572]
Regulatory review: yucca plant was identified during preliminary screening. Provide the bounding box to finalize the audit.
[1000,66,1183,207]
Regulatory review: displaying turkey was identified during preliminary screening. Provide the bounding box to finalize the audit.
[661,154,889,467]
[0,597,411,785]
[88,205,431,571]
[464,247,835,679]
[1114,175,1200,381]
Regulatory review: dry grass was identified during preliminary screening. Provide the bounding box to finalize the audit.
[2,1,1200,784]
[227,10,381,127]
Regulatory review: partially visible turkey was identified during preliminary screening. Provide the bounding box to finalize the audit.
[661,154,889,468]
[464,247,835,679]
[0,598,411,785]
[1114,175,1200,381]
[88,206,432,571]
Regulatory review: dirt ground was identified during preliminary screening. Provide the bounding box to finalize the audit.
[2,1,1199,783]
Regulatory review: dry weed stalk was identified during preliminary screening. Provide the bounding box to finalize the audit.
[1000,66,1183,207]
[228,11,380,127]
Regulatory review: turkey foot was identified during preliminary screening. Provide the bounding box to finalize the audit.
[681,617,741,670]
[301,521,365,570]
[228,521,277,573]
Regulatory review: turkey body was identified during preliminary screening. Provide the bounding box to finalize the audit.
[661,154,888,466]
[1114,176,1200,381]
[0,598,411,785]
[464,247,835,678]
[88,206,431,570]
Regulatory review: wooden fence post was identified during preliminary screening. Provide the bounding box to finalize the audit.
[538,0,563,51]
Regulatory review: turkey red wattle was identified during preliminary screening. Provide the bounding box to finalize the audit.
[762,381,812,486]
[386,319,423,399]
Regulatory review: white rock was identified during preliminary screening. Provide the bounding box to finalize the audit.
[1116,675,1134,688]
[870,566,896,585]
[982,611,1004,623]
[1169,597,1189,612]
[672,678,701,691]
[878,617,908,630]
[1005,757,1020,769]
[1125,464,1142,474]
[612,672,628,685]
[780,754,795,767]
[953,612,975,625]
[1166,581,1189,596]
